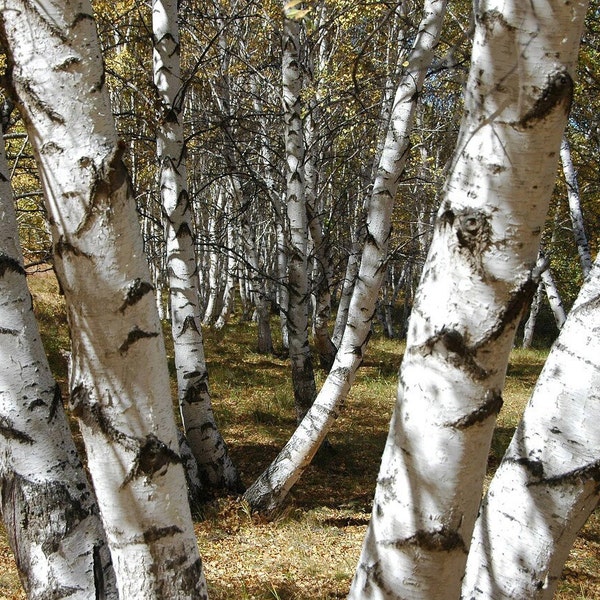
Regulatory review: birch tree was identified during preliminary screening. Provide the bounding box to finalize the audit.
[348,1,588,598]
[0,1,208,596]
[153,0,242,495]
[281,3,317,420]
[244,0,447,514]
[462,250,600,600]
[560,134,593,277]
[0,113,116,600]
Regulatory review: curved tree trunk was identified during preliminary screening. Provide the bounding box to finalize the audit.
[0,118,116,600]
[349,1,587,598]
[0,1,208,596]
[153,0,242,494]
[244,0,447,515]
[462,250,600,600]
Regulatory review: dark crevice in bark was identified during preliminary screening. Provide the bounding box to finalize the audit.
[183,378,210,404]
[119,278,154,313]
[0,416,35,444]
[54,237,92,260]
[388,526,467,553]
[47,383,62,423]
[412,327,489,381]
[180,314,201,337]
[124,434,182,485]
[142,525,183,544]
[0,326,19,335]
[505,456,545,479]
[446,390,503,429]
[516,70,573,130]
[526,459,600,487]
[0,253,25,277]
[118,327,159,354]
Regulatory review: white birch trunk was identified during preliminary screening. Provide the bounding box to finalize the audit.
[281,8,317,419]
[153,0,242,494]
[462,251,600,600]
[0,125,116,600]
[541,264,567,330]
[244,0,446,514]
[348,2,588,598]
[522,280,543,349]
[560,135,592,277]
[0,1,208,596]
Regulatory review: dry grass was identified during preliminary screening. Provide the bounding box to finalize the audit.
[0,270,598,599]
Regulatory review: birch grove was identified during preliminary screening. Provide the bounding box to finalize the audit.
[0,0,207,596]
[1,0,600,596]
[349,1,589,597]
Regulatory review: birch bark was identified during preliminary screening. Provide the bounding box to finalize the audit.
[560,135,592,277]
[244,0,447,514]
[0,120,116,600]
[349,2,588,598]
[0,1,208,596]
[282,8,317,420]
[152,0,242,494]
[462,251,600,600]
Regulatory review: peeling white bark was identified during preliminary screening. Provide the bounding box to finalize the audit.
[0,1,207,596]
[463,251,600,600]
[349,1,588,598]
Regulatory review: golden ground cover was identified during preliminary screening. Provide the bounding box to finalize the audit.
[0,271,598,599]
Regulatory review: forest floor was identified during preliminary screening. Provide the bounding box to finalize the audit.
[0,269,599,599]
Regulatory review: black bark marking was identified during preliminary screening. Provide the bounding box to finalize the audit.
[505,456,545,479]
[77,142,129,236]
[143,525,183,544]
[474,274,538,350]
[119,278,154,313]
[413,327,489,381]
[48,383,62,424]
[183,378,210,404]
[124,434,181,485]
[527,459,600,487]
[517,70,573,129]
[1,472,92,566]
[119,327,159,354]
[180,315,201,337]
[446,390,503,429]
[390,526,467,553]
[0,416,35,444]
[54,236,92,259]
[71,384,134,450]
[176,221,193,239]
[0,253,25,277]
[478,9,516,32]
[455,210,491,254]
[0,326,19,335]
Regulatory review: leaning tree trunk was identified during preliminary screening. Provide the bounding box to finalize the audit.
[0,1,208,597]
[244,0,447,515]
[462,250,600,600]
[348,1,588,598]
[152,0,242,494]
[560,135,592,278]
[0,119,116,600]
[281,8,317,420]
